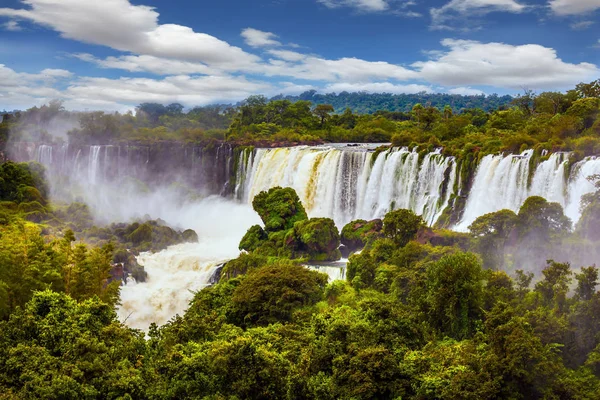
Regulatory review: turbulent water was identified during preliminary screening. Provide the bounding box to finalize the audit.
[11,142,600,329]
[116,197,260,331]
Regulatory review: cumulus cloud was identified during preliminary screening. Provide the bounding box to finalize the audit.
[0,0,259,68]
[263,52,419,82]
[431,0,526,29]
[413,39,598,88]
[65,75,271,107]
[241,28,282,48]
[549,0,600,16]
[73,53,217,76]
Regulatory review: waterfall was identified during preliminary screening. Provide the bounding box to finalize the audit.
[88,145,102,185]
[117,242,226,331]
[456,150,534,230]
[36,144,53,165]
[565,157,600,223]
[13,142,600,231]
[237,145,457,227]
[455,151,598,231]
[529,152,569,206]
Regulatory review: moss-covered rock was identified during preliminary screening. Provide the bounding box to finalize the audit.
[293,217,341,261]
[239,225,268,252]
[252,186,308,232]
[182,229,199,243]
[128,223,153,245]
[341,218,383,254]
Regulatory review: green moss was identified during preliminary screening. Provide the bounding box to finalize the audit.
[252,186,308,232]
[340,219,383,253]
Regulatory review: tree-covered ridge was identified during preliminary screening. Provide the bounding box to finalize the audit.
[272,89,514,114]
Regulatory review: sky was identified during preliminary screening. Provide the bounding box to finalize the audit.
[0,0,599,111]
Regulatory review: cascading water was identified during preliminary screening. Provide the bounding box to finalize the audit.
[565,156,600,223]
[455,150,534,230]
[236,145,457,227]
[455,151,595,230]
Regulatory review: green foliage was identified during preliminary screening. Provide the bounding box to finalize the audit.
[293,218,341,261]
[0,291,146,399]
[252,186,308,232]
[423,252,485,339]
[239,224,268,252]
[517,196,572,240]
[340,218,383,253]
[469,209,518,269]
[229,262,327,326]
[383,208,424,247]
[0,161,48,205]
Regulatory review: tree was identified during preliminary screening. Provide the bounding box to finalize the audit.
[314,104,334,126]
[251,186,308,232]
[517,196,572,241]
[535,260,573,312]
[229,262,327,326]
[511,89,536,116]
[575,266,598,301]
[424,252,485,339]
[0,291,146,399]
[383,209,424,247]
[469,209,518,269]
[576,79,600,98]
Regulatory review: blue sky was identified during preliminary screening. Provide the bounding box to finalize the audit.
[0,0,598,111]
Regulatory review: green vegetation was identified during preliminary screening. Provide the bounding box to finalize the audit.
[239,187,341,261]
[1,80,600,398]
[2,175,600,398]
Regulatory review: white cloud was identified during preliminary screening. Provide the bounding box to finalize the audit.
[241,28,282,48]
[318,0,390,12]
[275,82,318,95]
[2,20,21,31]
[73,53,216,76]
[549,0,600,16]
[0,64,69,110]
[570,20,595,30]
[263,53,419,82]
[65,75,271,107]
[448,86,485,95]
[431,0,526,29]
[413,39,599,89]
[267,49,307,62]
[0,0,259,68]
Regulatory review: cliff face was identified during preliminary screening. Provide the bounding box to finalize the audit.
[9,141,236,196]
[9,141,600,230]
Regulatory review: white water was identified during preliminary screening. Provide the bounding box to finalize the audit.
[456,151,597,230]
[237,145,457,227]
[117,197,260,331]
[565,157,600,222]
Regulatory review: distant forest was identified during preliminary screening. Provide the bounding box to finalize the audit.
[271,90,514,114]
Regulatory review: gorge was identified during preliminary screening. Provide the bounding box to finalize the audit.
[10,142,600,329]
